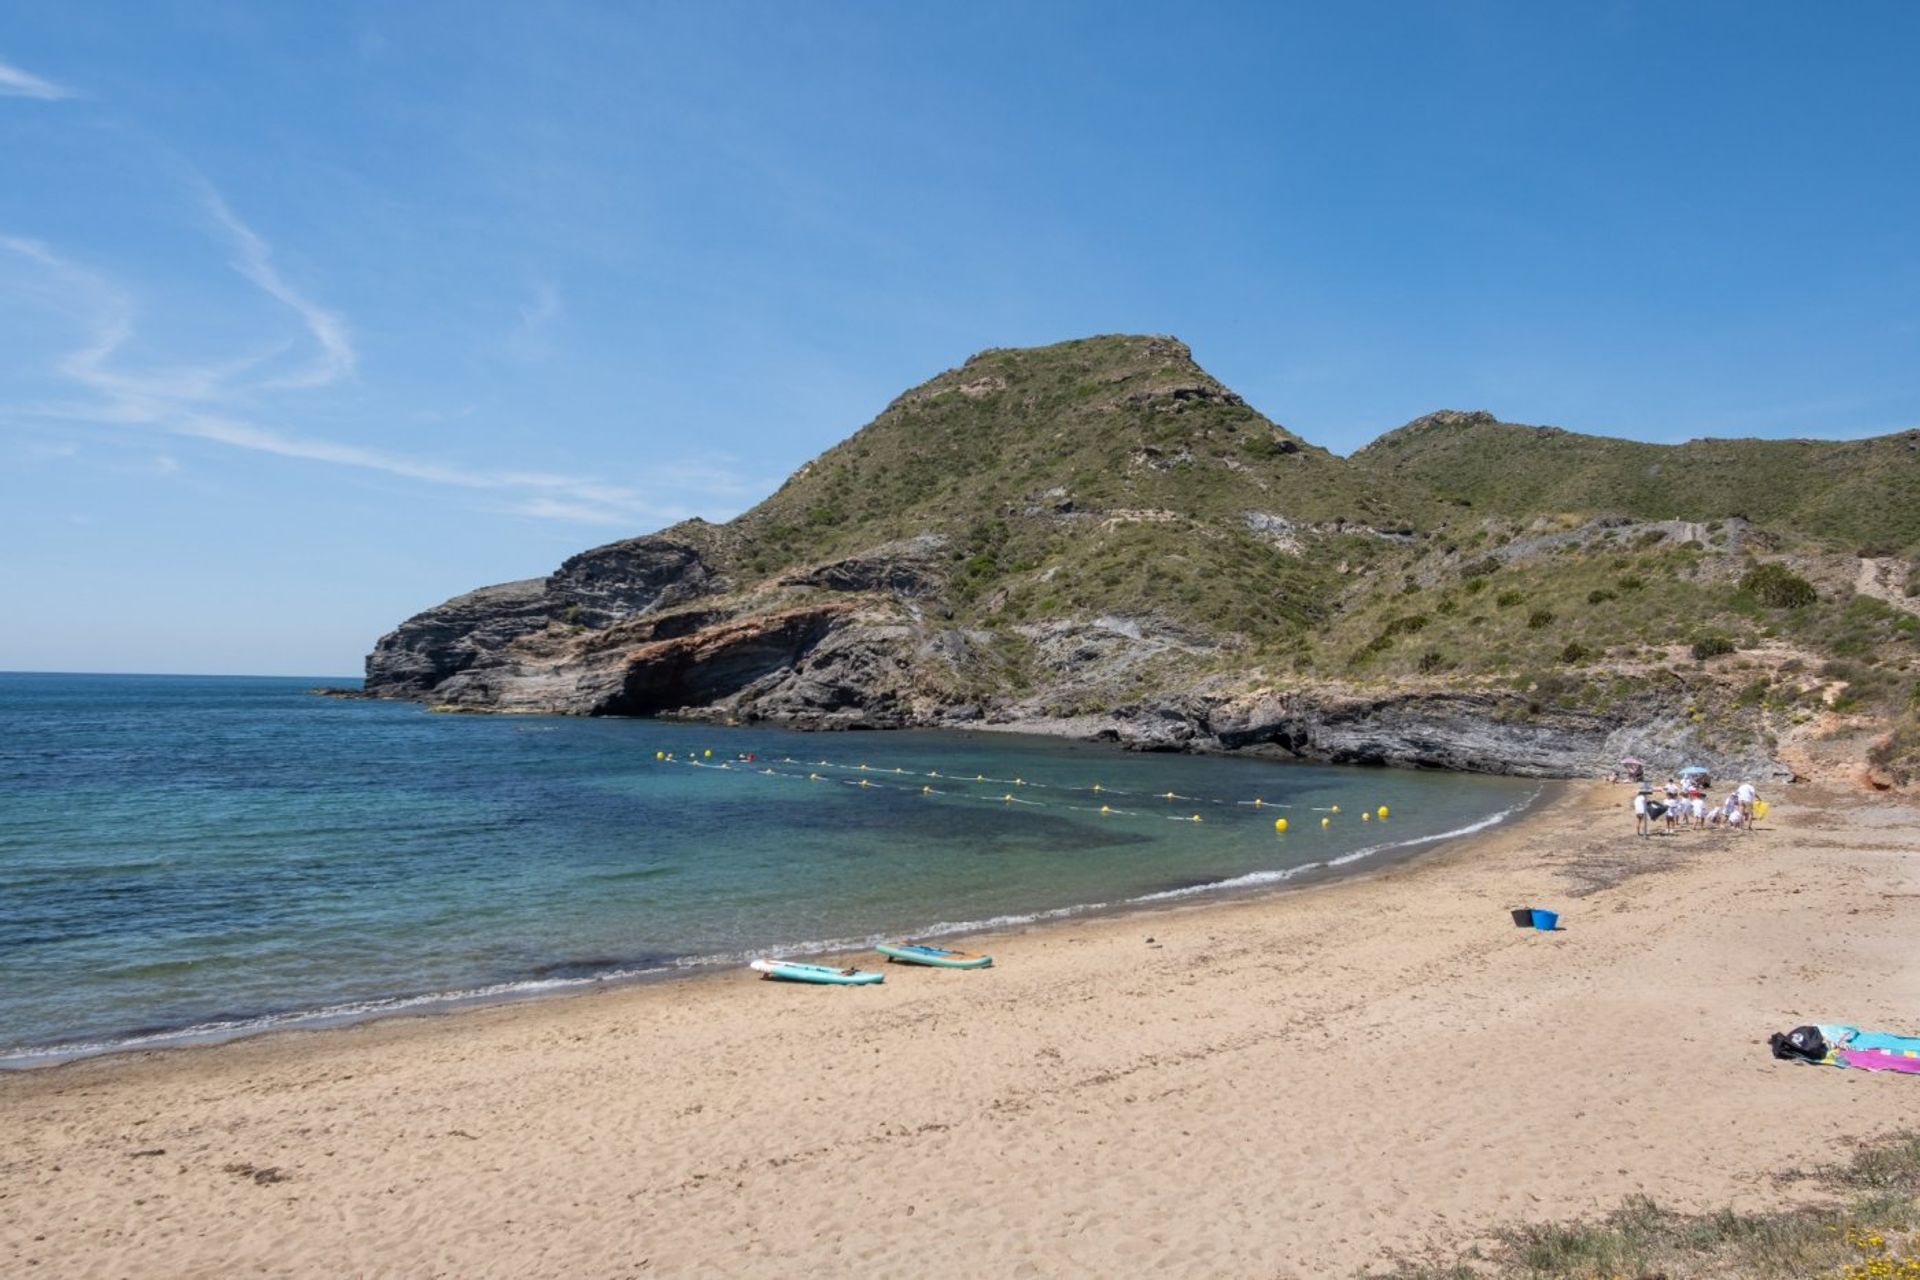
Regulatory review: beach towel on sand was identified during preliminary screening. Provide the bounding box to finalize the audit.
[1836,1049,1920,1074]
[1776,1024,1920,1073]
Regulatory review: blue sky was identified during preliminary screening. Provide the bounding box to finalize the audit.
[2,3,1916,675]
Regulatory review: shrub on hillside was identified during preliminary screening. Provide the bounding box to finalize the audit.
[1527,609,1555,630]
[1495,589,1525,608]
[1460,556,1501,579]
[1691,633,1737,661]
[1587,588,1617,605]
[1417,649,1452,674]
[1559,641,1593,664]
[1740,563,1817,609]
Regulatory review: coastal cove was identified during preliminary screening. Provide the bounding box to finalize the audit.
[4,777,1913,1277]
[0,673,1541,1066]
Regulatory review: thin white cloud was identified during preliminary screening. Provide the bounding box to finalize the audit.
[2,233,274,407]
[2,219,753,527]
[0,56,75,101]
[197,187,356,389]
[503,279,562,363]
[172,413,690,524]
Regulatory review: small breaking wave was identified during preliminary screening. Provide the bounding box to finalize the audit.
[1128,789,1540,903]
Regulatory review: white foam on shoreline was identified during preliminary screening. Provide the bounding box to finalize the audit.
[2,789,1541,1068]
[0,968,681,1067]
[1129,789,1541,901]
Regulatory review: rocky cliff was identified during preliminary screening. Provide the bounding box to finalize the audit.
[364,335,1920,781]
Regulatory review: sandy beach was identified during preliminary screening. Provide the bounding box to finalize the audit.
[3,779,1916,1278]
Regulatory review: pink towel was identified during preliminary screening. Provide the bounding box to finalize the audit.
[1837,1049,1920,1074]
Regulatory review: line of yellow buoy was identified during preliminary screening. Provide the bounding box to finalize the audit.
[648,751,1398,834]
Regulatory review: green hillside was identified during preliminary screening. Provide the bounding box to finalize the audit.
[718,334,1437,638]
[1352,411,1920,552]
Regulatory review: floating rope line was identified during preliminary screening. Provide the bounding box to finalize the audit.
[648,749,1362,824]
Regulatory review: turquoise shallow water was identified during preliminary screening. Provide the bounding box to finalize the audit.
[0,673,1540,1064]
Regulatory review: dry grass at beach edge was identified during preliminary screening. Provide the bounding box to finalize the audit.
[1372,1130,1920,1279]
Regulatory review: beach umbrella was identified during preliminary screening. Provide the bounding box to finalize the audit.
[1678,765,1711,776]
[1620,756,1645,766]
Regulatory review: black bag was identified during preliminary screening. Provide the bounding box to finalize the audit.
[1769,1025,1829,1062]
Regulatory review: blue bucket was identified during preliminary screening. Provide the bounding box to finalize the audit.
[1531,908,1559,931]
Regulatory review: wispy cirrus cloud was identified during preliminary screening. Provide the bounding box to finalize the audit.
[0,56,75,101]
[506,279,562,363]
[2,207,755,527]
[197,184,356,388]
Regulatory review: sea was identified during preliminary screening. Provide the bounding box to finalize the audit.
[0,673,1542,1066]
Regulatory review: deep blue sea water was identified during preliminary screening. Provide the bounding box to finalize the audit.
[0,673,1541,1064]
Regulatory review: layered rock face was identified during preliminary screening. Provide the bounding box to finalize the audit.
[364,532,952,729]
[365,578,551,695]
[365,530,727,698]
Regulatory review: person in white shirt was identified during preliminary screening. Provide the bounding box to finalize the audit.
[1736,780,1758,830]
[1632,786,1651,838]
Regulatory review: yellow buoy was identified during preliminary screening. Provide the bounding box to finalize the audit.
[1320,817,1330,828]
[859,779,871,788]
[1099,804,1112,814]
[1190,814,1203,823]
[1377,805,1389,819]
[1015,777,1024,786]
[1003,794,1014,802]
[703,749,711,758]
[1362,812,1370,821]
[858,763,868,771]
[1092,783,1103,792]
[654,750,663,760]
[922,785,932,795]
[1331,805,1340,814]
[1252,798,1264,807]
[1274,817,1288,832]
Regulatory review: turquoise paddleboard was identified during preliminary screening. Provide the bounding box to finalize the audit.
[750,959,885,985]
[875,942,993,969]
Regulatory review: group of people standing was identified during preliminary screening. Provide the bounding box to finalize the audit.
[1630,776,1761,838]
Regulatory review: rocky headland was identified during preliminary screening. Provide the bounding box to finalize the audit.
[362,336,1920,783]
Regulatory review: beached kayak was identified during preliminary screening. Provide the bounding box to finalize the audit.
[749,959,884,985]
[875,942,993,969]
